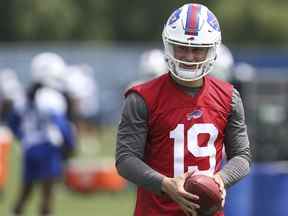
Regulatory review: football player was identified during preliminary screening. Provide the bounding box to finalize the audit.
[116,3,251,216]
[4,52,76,216]
[65,64,100,131]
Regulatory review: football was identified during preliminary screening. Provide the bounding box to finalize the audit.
[184,174,222,215]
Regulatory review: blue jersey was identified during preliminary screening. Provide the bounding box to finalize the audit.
[6,87,76,182]
[8,104,75,153]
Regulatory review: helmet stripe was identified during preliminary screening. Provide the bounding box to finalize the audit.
[185,4,200,35]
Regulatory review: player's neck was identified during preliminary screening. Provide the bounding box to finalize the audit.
[172,75,204,88]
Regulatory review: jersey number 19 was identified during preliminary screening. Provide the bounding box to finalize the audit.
[170,123,218,177]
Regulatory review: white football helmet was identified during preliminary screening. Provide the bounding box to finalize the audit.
[162,3,221,81]
[138,49,167,78]
[31,52,67,90]
[35,87,67,115]
[65,65,99,118]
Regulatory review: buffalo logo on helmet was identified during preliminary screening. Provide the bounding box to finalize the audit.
[207,10,220,32]
[168,8,182,26]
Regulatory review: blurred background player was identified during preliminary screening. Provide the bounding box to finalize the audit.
[209,43,256,95]
[30,52,76,124]
[1,52,76,216]
[65,64,100,134]
[128,49,168,88]
[0,68,26,110]
[209,44,234,82]
[63,64,127,194]
[138,49,167,81]
[0,69,24,198]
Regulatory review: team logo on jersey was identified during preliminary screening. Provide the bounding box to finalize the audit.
[168,8,182,26]
[186,110,203,120]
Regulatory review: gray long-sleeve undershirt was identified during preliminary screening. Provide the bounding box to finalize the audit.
[116,87,251,194]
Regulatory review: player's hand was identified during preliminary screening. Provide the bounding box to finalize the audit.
[213,173,226,207]
[161,172,199,216]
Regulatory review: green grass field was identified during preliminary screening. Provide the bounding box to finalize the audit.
[0,126,135,216]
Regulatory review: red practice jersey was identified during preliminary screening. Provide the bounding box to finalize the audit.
[126,73,233,216]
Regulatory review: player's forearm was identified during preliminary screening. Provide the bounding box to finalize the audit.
[219,154,251,188]
[116,155,164,194]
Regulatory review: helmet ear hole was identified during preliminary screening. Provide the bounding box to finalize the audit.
[162,3,221,82]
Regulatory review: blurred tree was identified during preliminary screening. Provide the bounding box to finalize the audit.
[70,0,114,40]
[214,0,288,46]
[0,0,287,46]
[0,0,16,41]
[13,0,79,40]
